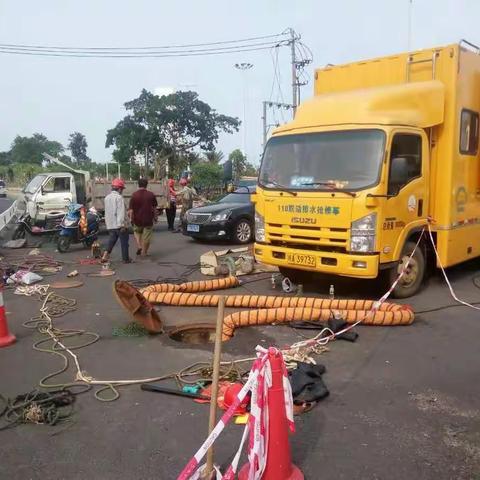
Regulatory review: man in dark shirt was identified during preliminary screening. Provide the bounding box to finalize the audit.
[128,178,158,256]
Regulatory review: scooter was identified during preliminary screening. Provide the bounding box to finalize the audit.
[57,204,100,253]
[12,212,63,241]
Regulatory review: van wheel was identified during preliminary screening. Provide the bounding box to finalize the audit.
[389,241,426,298]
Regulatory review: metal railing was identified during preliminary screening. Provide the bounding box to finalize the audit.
[0,201,18,233]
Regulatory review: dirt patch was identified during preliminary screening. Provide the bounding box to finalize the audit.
[410,390,480,419]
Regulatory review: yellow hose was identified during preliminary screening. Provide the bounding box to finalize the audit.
[138,276,414,340]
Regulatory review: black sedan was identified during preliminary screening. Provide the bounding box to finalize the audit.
[182,186,255,243]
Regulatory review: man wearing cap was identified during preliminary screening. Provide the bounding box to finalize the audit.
[102,178,132,263]
[176,177,197,231]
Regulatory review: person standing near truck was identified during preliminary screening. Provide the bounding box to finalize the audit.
[176,177,197,231]
[102,178,132,264]
[128,178,158,256]
[165,178,177,231]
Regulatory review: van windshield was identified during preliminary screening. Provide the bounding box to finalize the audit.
[24,175,48,194]
[259,129,385,191]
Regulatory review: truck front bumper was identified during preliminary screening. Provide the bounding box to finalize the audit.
[254,243,380,279]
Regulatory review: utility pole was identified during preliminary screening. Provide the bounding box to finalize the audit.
[262,101,295,148]
[105,163,109,181]
[290,28,298,112]
[262,101,268,148]
[234,62,253,157]
[407,0,413,50]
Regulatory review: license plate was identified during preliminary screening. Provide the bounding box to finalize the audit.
[187,224,200,232]
[286,253,316,268]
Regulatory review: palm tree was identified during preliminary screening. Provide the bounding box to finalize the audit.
[204,150,225,164]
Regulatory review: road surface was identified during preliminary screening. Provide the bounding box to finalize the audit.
[0,197,13,214]
[0,226,479,479]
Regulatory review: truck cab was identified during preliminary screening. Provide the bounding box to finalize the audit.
[254,42,480,297]
[21,172,77,221]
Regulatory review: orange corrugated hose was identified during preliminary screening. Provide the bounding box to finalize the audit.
[139,276,414,341]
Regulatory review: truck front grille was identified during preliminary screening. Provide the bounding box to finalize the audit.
[266,223,349,253]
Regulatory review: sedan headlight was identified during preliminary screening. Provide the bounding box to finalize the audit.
[350,213,377,253]
[255,212,265,242]
[64,219,77,227]
[210,211,231,222]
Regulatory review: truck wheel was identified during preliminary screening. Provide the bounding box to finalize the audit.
[233,219,253,244]
[57,236,71,253]
[389,241,426,298]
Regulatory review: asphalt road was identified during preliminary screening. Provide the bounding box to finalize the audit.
[0,225,479,479]
[0,197,13,213]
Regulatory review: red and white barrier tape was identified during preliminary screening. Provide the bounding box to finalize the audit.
[178,347,294,480]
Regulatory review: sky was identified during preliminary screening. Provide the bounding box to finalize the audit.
[0,0,478,167]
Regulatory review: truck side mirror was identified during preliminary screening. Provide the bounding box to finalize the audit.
[388,157,409,195]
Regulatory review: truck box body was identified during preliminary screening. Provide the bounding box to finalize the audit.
[254,42,480,295]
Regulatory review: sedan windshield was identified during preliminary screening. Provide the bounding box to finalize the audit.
[24,174,48,194]
[259,130,385,191]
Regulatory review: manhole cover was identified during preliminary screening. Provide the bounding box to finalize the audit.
[169,324,216,345]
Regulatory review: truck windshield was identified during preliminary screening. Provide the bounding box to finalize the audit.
[259,129,385,191]
[24,174,48,194]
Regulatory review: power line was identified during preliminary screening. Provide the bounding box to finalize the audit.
[0,32,289,52]
[0,43,290,58]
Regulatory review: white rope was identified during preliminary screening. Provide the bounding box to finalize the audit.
[427,224,480,311]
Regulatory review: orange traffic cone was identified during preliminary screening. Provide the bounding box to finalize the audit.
[239,349,304,480]
[0,286,15,347]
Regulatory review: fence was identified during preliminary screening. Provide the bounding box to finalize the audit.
[0,201,18,233]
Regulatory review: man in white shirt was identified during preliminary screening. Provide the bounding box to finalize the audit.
[102,178,132,263]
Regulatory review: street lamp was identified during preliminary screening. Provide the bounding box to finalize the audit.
[234,62,253,158]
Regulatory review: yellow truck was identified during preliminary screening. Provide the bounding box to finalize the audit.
[254,40,480,297]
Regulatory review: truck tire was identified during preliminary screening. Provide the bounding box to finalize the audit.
[388,241,426,298]
[57,236,72,253]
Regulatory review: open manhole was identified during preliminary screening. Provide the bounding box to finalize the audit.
[169,324,216,345]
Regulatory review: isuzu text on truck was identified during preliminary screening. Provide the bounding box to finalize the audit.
[254,41,480,297]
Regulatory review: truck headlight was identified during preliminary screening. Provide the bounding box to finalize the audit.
[255,212,266,242]
[350,213,377,253]
[210,211,231,222]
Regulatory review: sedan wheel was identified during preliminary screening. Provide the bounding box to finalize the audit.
[234,220,252,244]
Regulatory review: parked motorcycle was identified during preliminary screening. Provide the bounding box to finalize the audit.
[12,212,63,241]
[57,204,100,253]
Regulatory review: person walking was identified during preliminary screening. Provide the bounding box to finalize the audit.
[128,178,158,256]
[165,178,177,231]
[102,178,132,264]
[176,177,197,231]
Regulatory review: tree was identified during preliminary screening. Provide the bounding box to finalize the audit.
[106,90,240,176]
[10,133,64,165]
[229,149,247,180]
[68,132,89,165]
[191,162,223,190]
[204,150,224,164]
[0,151,10,166]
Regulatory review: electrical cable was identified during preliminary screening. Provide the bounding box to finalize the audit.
[0,32,289,52]
[0,39,290,57]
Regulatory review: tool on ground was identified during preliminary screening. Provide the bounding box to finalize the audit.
[0,286,15,347]
[204,296,226,479]
[140,383,210,401]
[223,383,250,415]
[50,280,84,289]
